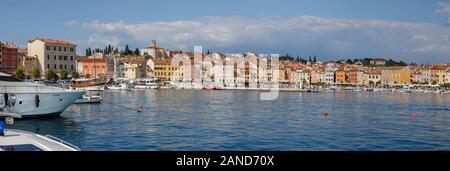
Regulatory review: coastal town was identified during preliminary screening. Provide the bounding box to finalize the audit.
[1,38,450,93]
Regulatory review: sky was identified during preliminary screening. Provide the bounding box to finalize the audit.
[1,0,450,64]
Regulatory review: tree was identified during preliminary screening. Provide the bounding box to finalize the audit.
[309,56,312,62]
[60,70,68,80]
[15,69,25,79]
[346,59,354,64]
[134,48,140,55]
[45,70,55,80]
[313,55,317,62]
[124,44,132,55]
[432,80,438,85]
[71,71,80,79]
[32,68,41,79]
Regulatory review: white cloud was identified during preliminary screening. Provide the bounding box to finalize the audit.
[437,2,450,25]
[67,15,450,63]
[87,35,120,47]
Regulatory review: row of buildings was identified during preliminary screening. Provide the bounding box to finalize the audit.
[2,38,450,87]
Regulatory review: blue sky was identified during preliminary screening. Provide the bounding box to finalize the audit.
[1,0,450,64]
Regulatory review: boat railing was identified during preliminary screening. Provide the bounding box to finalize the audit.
[0,85,64,93]
[44,135,81,151]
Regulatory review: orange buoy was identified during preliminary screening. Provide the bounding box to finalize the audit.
[323,111,329,116]
[411,113,417,119]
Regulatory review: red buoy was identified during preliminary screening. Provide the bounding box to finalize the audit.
[411,113,417,119]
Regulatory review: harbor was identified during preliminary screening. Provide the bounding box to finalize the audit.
[4,88,450,151]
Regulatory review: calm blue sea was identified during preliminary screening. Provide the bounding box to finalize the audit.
[9,90,450,151]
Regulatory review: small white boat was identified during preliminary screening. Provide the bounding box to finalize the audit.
[354,87,363,92]
[373,88,384,92]
[0,113,80,151]
[107,83,132,91]
[132,78,160,89]
[74,93,103,104]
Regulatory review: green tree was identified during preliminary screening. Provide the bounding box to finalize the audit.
[59,70,68,80]
[15,69,25,79]
[45,70,55,80]
[134,48,140,55]
[71,71,80,79]
[124,44,132,55]
[32,68,41,79]
[432,80,438,85]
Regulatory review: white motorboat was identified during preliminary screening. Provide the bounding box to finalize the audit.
[0,113,80,151]
[74,93,103,104]
[132,78,160,89]
[0,73,85,118]
[106,83,132,91]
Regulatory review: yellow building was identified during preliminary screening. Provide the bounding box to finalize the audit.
[153,57,184,81]
[381,66,411,86]
[431,66,448,85]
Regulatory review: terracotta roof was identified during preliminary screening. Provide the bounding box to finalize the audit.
[28,38,76,46]
[430,66,448,70]
[78,58,105,63]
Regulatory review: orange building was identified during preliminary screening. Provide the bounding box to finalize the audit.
[77,57,107,78]
[348,68,359,84]
[335,70,346,83]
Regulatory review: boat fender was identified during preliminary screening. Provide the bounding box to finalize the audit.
[35,94,40,108]
[4,93,8,106]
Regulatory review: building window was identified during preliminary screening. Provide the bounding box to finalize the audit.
[70,56,73,61]
[64,47,67,52]
[47,64,50,68]
[54,64,56,69]
[64,56,67,60]
[59,56,62,60]
[64,65,67,70]
[60,64,63,69]
[71,65,73,70]
[47,55,50,60]
[70,48,74,52]
[46,46,50,50]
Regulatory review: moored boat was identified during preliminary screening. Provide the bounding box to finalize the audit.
[70,78,106,91]
[0,72,85,118]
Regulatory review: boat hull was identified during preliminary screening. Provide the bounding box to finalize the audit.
[2,91,85,117]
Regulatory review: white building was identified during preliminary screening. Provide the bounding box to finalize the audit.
[324,64,336,85]
[365,71,381,86]
[140,40,169,58]
[418,67,431,84]
[317,72,325,83]
[27,38,77,74]
[297,69,311,85]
